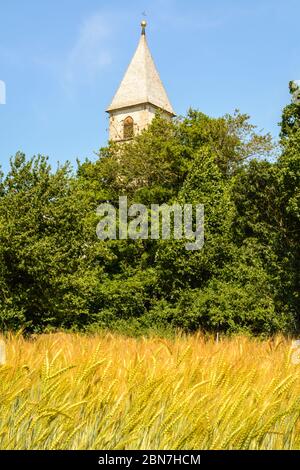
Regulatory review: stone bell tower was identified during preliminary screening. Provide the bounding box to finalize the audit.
[106,20,175,142]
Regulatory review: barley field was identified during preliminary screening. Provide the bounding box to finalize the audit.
[1,332,300,449]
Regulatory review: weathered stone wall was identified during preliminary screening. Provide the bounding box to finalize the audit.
[108,103,170,142]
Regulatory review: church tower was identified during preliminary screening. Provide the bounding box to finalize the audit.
[106,21,175,142]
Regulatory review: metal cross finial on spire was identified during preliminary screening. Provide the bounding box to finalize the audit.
[141,19,147,35]
[141,12,147,35]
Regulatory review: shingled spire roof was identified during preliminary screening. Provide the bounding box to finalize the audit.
[106,22,175,115]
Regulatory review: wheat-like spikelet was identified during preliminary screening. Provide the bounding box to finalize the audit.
[0,332,300,450]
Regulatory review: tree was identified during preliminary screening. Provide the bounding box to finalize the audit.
[0,153,104,330]
[0,100,297,336]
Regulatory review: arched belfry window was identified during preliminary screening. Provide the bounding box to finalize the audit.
[123,116,134,139]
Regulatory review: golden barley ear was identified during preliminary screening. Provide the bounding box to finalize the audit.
[0,339,6,365]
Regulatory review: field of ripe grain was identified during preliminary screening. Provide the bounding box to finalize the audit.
[1,332,300,449]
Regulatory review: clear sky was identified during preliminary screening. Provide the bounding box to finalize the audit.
[0,0,299,174]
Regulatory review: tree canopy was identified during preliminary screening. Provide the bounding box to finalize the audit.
[0,93,299,336]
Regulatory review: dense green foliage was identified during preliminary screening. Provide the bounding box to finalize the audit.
[0,91,299,335]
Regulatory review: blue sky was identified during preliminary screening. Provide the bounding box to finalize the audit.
[0,0,299,174]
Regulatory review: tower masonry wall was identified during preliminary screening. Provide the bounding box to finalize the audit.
[108,103,170,142]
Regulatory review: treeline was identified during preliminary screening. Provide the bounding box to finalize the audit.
[0,89,299,335]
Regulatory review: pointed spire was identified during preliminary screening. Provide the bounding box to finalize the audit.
[106,21,175,115]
